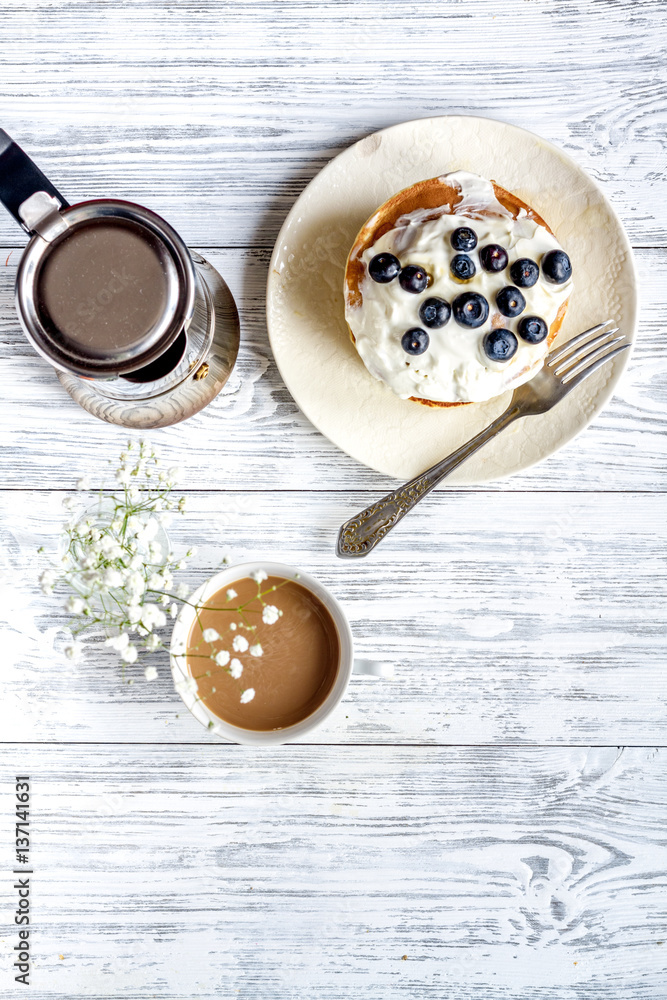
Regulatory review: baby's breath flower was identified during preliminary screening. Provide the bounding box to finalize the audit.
[116,468,131,486]
[176,583,190,599]
[249,643,263,657]
[226,588,237,601]
[169,603,178,619]
[175,675,198,697]
[214,649,230,667]
[106,632,130,652]
[262,604,281,625]
[251,570,268,584]
[203,628,220,643]
[229,658,243,679]
[232,635,249,653]
[39,569,57,595]
[144,665,158,681]
[229,622,237,631]
[145,634,161,652]
[140,604,166,631]
[240,688,255,704]
[66,596,85,615]
[121,644,138,664]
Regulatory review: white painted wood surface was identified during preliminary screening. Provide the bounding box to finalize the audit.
[0,0,666,996]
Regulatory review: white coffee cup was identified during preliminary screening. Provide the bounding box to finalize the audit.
[170,560,392,746]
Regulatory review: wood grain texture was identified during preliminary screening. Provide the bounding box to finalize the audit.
[0,745,665,998]
[1,489,665,745]
[0,247,665,492]
[0,1,665,248]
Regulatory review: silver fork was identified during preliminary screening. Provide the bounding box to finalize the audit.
[336,320,629,558]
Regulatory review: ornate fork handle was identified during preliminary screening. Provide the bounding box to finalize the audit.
[336,403,522,558]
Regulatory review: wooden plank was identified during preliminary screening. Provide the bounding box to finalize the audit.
[0,745,665,997]
[0,1,665,247]
[1,489,665,745]
[0,247,664,493]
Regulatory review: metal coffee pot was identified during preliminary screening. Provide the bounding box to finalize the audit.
[0,129,239,427]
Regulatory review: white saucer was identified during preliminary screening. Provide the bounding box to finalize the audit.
[267,116,638,483]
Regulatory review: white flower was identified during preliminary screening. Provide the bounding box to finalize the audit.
[147,573,165,591]
[126,603,142,625]
[148,541,163,562]
[106,632,130,652]
[159,594,170,606]
[233,635,249,653]
[169,603,178,619]
[251,570,268,584]
[103,567,124,589]
[136,519,158,545]
[140,604,166,631]
[144,665,158,681]
[121,644,138,663]
[66,596,85,615]
[126,515,143,536]
[214,649,230,667]
[167,466,181,484]
[176,583,190,599]
[203,628,220,643]
[129,554,143,571]
[226,588,237,601]
[76,476,90,490]
[39,569,57,595]
[229,622,237,631]
[175,675,198,697]
[127,571,146,597]
[240,688,255,704]
[64,642,84,662]
[145,634,161,651]
[116,467,131,486]
[262,604,280,625]
[229,658,243,679]
[249,643,263,657]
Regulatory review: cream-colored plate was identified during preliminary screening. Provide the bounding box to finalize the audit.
[266,116,638,483]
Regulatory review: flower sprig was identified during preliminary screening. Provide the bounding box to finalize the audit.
[39,442,283,706]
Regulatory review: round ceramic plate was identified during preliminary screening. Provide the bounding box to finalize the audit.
[266,116,638,483]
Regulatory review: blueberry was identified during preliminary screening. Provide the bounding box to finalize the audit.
[419,297,451,329]
[518,315,548,344]
[510,257,539,288]
[398,264,429,294]
[496,286,526,318]
[479,244,509,273]
[450,226,477,252]
[453,292,489,328]
[368,253,400,283]
[401,328,430,355]
[450,254,476,281]
[541,249,572,284]
[483,329,518,362]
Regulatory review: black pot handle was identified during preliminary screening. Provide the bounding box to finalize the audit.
[0,129,69,233]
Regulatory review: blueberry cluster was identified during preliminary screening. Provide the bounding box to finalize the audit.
[367,241,571,363]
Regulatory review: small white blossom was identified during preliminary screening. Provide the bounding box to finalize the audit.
[233,635,249,653]
[66,596,85,615]
[229,622,237,631]
[175,675,198,697]
[169,602,178,619]
[226,588,237,601]
[39,569,57,595]
[126,603,142,625]
[127,572,146,597]
[145,634,161,651]
[148,541,163,562]
[251,570,268,584]
[116,467,131,486]
[106,632,130,652]
[121,644,138,664]
[262,604,280,625]
[140,604,166,631]
[240,688,255,704]
[203,628,220,643]
[176,583,190,599]
[249,643,263,657]
[147,573,165,591]
[144,665,158,681]
[102,567,124,589]
[214,649,230,667]
[167,466,181,484]
[229,658,243,679]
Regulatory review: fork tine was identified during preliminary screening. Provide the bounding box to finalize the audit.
[552,329,620,375]
[547,320,615,366]
[555,333,625,378]
[561,343,630,391]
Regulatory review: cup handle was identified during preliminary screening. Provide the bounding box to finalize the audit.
[0,129,69,233]
[352,658,394,680]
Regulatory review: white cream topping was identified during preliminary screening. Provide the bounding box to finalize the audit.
[346,171,572,404]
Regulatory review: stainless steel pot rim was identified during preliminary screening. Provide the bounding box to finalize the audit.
[15,199,196,378]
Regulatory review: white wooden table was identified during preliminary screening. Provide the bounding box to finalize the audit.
[1,2,666,996]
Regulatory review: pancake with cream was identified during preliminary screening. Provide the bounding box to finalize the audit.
[344,171,573,406]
